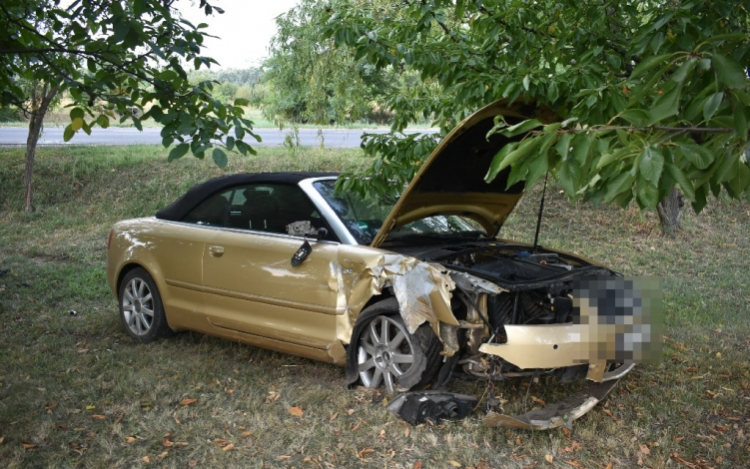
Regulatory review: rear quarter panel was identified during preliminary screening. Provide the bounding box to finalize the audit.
[107,218,214,330]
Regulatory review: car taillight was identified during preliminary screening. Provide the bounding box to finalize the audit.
[107,229,114,250]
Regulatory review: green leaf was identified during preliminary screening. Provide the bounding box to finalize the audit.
[692,184,708,212]
[555,133,572,160]
[670,57,698,83]
[636,175,659,209]
[499,119,543,138]
[664,163,695,201]
[648,82,682,124]
[703,92,723,121]
[484,142,518,182]
[712,54,748,89]
[715,153,741,183]
[487,138,544,182]
[212,148,228,168]
[619,109,649,126]
[556,160,581,197]
[604,171,635,204]
[113,19,130,43]
[81,120,92,135]
[63,124,75,142]
[70,107,85,120]
[638,146,664,183]
[234,98,250,106]
[733,106,748,141]
[547,82,559,102]
[571,133,591,165]
[725,162,750,198]
[680,145,713,169]
[522,75,530,91]
[96,114,110,129]
[168,143,190,162]
[629,52,676,80]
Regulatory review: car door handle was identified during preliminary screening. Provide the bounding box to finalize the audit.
[208,245,225,257]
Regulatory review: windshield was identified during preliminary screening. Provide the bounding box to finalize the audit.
[313,180,484,245]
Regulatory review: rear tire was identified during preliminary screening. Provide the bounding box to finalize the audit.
[118,267,172,342]
[353,298,442,393]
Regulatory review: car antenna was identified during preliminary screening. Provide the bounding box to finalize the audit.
[532,172,548,252]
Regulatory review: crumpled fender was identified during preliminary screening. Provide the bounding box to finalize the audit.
[334,247,460,344]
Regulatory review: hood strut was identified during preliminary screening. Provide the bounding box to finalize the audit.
[532,172,548,252]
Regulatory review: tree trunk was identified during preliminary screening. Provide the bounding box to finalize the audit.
[656,187,685,237]
[23,83,59,212]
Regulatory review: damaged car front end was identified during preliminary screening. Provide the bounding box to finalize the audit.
[320,99,663,429]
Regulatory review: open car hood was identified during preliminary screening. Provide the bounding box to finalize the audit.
[370,100,556,248]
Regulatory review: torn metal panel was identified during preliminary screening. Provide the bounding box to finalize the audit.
[483,379,620,429]
[334,246,460,343]
[451,271,506,295]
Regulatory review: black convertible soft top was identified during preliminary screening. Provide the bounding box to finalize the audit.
[155,172,337,221]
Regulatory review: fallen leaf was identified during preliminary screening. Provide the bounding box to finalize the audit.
[0,437,4,444]
[158,451,168,458]
[142,456,151,463]
[347,408,355,415]
[188,461,197,468]
[240,431,252,438]
[21,443,36,449]
[214,439,231,447]
[289,406,304,417]
[564,461,583,468]
[277,455,291,460]
[531,396,546,407]
[670,453,697,468]
[180,398,197,406]
[545,454,554,463]
[162,439,174,447]
[125,436,137,443]
[605,464,613,469]
[413,461,423,469]
[449,460,462,467]
[85,405,96,410]
[640,444,650,455]
[222,444,235,451]
[601,408,620,421]
[45,403,58,411]
[92,414,106,420]
[404,427,410,438]
[175,441,189,446]
[637,454,643,466]
[358,448,375,459]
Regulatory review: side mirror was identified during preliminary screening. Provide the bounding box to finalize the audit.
[291,227,329,267]
[291,239,312,267]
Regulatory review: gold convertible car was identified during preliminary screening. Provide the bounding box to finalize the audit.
[107,100,660,429]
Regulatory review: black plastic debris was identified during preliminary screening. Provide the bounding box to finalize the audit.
[387,391,478,425]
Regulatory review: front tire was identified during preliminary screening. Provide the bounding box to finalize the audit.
[354,298,442,393]
[118,267,172,342]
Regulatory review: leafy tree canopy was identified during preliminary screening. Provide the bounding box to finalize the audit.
[0,0,259,167]
[323,0,750,212]
[261,0,429,126]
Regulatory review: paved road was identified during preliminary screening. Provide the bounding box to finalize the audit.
[0,127,435,148]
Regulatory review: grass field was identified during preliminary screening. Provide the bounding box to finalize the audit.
[0,145,748,469]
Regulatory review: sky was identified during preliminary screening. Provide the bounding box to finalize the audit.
[178,0,300,70]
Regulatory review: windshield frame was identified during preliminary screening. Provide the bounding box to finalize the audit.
[308,178,491,246]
